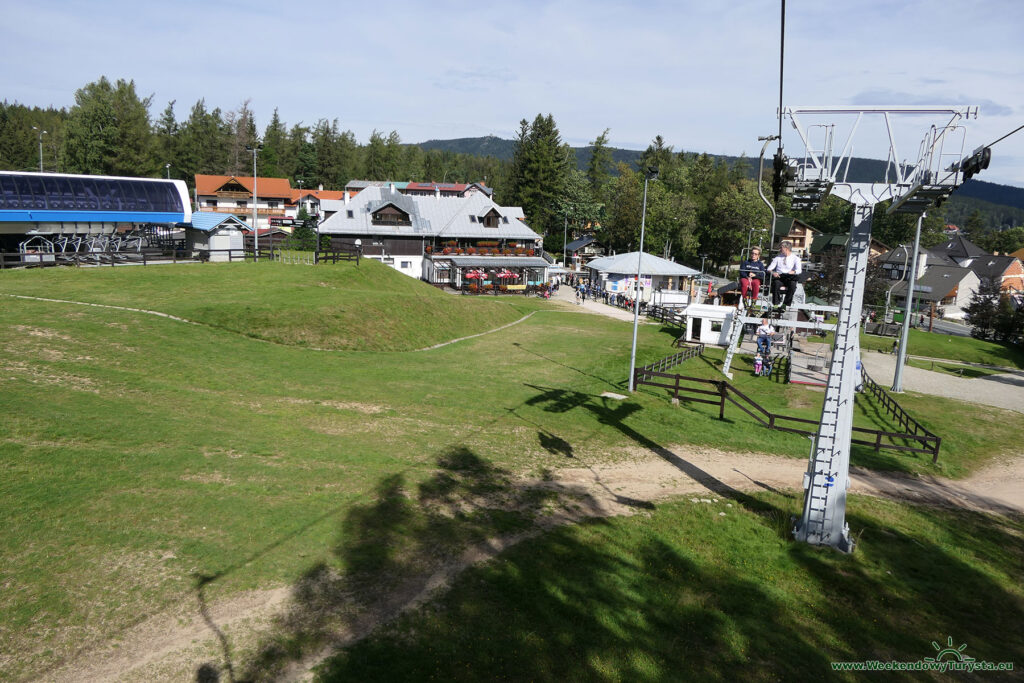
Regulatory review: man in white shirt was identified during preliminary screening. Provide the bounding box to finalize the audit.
[766,240,802,311]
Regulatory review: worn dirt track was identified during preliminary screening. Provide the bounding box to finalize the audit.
[42,445,1023,683]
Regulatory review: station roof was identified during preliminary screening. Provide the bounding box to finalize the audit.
[586,251,700,277]
[0,171,190,224]
[181,212,252,233]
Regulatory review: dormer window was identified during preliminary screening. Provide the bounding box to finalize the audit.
[371,204,411,226]
[481,208,501,228]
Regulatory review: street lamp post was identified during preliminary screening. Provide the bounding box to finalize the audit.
[31,126,47,172]
[628,167,659,392]
[246,142,263,261]
[562,213,568,269]
[165,163,171,180]
[892,213,924,392]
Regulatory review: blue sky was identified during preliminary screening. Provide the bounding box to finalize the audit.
[3,0,1022,187]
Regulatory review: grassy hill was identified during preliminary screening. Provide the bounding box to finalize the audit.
[0,261,1021,679]
[0,260,531,352]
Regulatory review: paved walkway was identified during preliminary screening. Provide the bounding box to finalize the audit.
[549,285,652,323]
[862,350,1024,413]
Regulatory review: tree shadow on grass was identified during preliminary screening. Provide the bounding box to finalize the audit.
[314,494,1024,681]
[237,446,612,680]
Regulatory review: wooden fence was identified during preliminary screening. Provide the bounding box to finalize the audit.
[633,356,941,461]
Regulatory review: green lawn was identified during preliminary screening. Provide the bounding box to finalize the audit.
[907,358,1009,378]
[308,483,1024,682]
[0,262,1021,678]
[860,328,1024,369]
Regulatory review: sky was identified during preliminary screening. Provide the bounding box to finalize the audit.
[2,0,1023,188]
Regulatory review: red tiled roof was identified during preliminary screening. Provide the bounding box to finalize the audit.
[195,174,293,198]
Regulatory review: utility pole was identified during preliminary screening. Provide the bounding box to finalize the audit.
[246,142,263,261]
[31,126,47,172]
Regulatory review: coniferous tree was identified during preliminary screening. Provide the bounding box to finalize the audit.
[259,108,287,179]
[153,101,178,178]
[964,277,1002,339]
[586,128,613,195]
[63,77,154,176]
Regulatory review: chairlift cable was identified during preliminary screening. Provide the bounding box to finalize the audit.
[985,122,1024,149]
[777,0,786,154]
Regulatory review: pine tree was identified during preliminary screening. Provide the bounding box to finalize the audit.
[964,277,1002,339]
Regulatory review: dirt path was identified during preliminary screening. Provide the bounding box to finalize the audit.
[44,445,1023,683]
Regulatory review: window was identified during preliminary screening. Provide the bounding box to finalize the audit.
[401,261,412,269]
[371,204,411,226]
[469,215,476,223]
[268,200,279,209]
[502,216,509,224]
[207,199,218,208]
[236,200,247,208]
[347,210,354,218]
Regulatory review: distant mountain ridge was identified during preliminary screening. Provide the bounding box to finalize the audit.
[416,136,1024,213]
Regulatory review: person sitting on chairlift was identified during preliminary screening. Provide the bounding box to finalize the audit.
[739,246,766,305]
[766,240,802,313]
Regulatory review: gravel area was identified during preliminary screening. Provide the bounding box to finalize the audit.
[862,350,1024,413]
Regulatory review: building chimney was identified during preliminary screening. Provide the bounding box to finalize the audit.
[390,183,396,194]
[319,183,323,191]
[344,191,350,205]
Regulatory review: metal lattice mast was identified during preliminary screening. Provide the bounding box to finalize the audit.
[773,105,981,553]
[793,203,872,552]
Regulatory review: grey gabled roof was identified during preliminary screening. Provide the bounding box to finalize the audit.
[968,255,1020,282]
[890,265,976,301]
[317,186,540,241]
[932,234,987,260]
[565,235,600,252]
[585,251,700,277]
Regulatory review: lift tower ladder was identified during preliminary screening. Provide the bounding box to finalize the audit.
[792,205,871,551]
[775,105,979,552]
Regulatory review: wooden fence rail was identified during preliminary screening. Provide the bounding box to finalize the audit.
[633,358,941,461]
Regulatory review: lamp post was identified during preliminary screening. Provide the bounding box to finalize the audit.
[31,126,47,172]
[628,167,658,392]
[892,213,924,392]
[165,163,171,180]
[562,213,568,269]
[246,142,263,261]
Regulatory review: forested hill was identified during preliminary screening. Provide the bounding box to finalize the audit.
[417,135,1024,212]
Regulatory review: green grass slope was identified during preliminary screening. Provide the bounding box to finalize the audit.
[314,487,1024,682]
[0,260,533,351]
[0,264,1020,678]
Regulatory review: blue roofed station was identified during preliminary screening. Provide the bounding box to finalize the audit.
[0,171,194,266]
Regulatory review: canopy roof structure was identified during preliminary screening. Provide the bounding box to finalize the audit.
[586,251,700,277]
